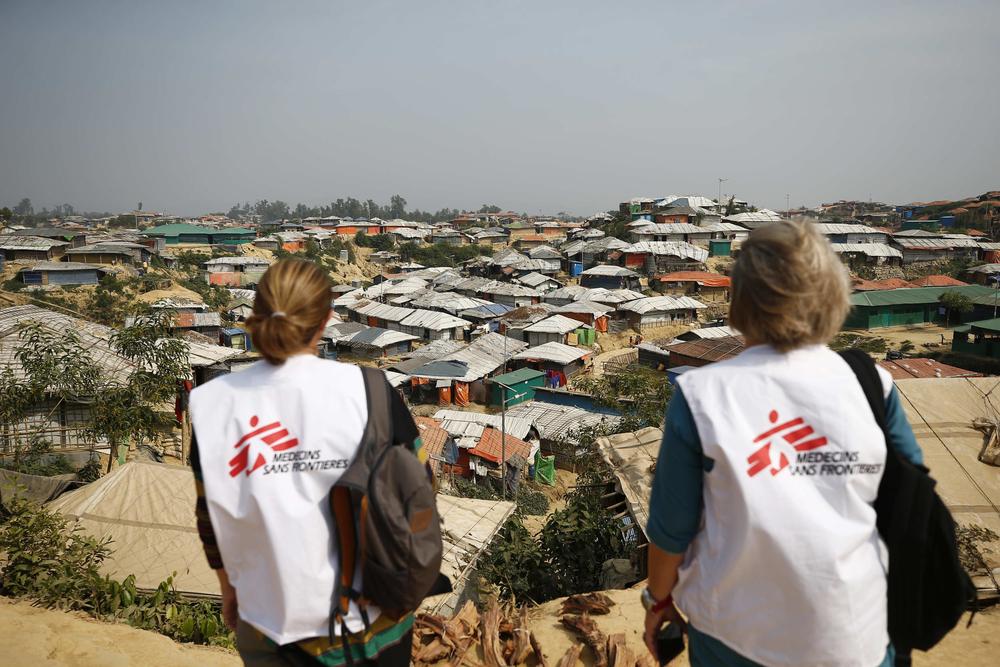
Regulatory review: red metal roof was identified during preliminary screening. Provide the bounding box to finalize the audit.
[468,427,532,465]
[414,417,450,470]
[877,358,981,380]
[852,278,914,292]
[908,275,968,287]
[663,336,746,362]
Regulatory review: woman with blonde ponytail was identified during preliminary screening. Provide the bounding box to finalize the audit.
[189,259,428,666]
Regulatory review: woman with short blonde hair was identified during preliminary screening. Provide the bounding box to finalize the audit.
[642,222,924,666]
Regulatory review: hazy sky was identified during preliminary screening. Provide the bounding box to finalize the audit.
[1,1,998,216]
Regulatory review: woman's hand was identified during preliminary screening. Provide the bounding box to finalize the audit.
[216,568,239,631]
[643,601,685,660]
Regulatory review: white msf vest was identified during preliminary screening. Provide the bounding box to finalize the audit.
[190,355,376,645]
[674,345,892,667]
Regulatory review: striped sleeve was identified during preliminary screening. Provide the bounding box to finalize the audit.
[190,433,225,570]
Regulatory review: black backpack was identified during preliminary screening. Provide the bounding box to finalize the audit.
[839,349,977,653]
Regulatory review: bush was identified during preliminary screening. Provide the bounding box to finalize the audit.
[0,498,233,648]
[1,436,76,477]
[450,477,550,516]
[478,472,632,604]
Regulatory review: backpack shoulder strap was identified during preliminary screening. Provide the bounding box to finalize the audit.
[328,366,394,644]
[837,348,888,431]
[359,366,396,463]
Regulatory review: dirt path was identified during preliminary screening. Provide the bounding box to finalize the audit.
[590,347,638,377]
[0,598,239,667]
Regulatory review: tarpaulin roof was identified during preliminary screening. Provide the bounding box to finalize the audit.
[654,271,731,287]
[48,462,220,597]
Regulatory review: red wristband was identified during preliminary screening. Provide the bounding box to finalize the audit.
[651,594,673,614]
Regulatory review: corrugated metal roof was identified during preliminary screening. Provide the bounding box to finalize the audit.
[352,300,416,322]
[0,235,69,250]
[664,336,746,362]
[515,272,559,288]
[504,400,619,444]
[581,265,639,277]
[346,326,418,348]
[524,314,586,334]
[399,310,471,331]
[619,295,707,314]
[812,223,884,236]
[620,242,709,262]
[631,223,707,235]
[0,305,136,383]
[527,245,563,259]
[204,256,271,266]
[433,410,533,441]
[363,278,429,298]
[678,325,739,340]
[491,368,545,385]
[892,237,980,249]
[512,341,589,365]
[542,285,592,302]
[478,280,541,297]
[850,285,993,307]
[577,288,645,305]
[724,211,783,224]
[552,300,613,315]
[409,333,526,382]
[830,243,903,258]
[407,291,492,313]
[510,258,556,272]
[23,261,106,272]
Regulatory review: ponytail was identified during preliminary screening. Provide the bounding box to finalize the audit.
[245,259,332,365]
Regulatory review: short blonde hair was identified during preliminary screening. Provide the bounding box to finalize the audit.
[245,259,332,365]
[729,221,850,352]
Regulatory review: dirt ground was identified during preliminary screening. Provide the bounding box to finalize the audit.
[524,587,999,667]
[0,598,239,667]
[521,469,578,535]
[858,323,956,353]
[2,588,996,666]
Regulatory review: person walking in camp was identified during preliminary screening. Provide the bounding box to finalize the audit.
[642,222,933,666]
[190,259,442,667]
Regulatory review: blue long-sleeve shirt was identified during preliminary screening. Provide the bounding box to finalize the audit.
[646,386,923,666]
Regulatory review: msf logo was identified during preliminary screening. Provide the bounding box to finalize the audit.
[747,410,828,477]
[229,415,299,477]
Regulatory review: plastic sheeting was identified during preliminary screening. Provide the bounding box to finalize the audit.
[534,452,556,486]
[453,381,470,407]
[594,427,663,538]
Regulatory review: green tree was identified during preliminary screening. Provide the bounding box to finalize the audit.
[14,197,33,216]
[939,291,974,324]
[388,195,407,219]
[0,207,12,222]
[572,363,672,431]
[0,312,191,473]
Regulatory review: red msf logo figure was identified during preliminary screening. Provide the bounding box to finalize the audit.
[747,410,828,477]
[229,415,300,477]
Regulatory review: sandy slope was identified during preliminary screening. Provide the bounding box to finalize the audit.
[0,598,239,667]
[3,590,996,666]
[525,586,999,667]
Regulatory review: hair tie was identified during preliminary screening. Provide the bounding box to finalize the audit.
[271,311,287,318]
